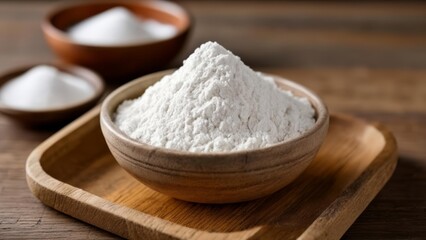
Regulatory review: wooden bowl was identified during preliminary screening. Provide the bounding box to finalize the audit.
[100,70,329,203]
[0,62,104,126]
[42,0,191,82]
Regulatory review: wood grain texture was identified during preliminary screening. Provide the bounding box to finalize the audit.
[1,1,426,239]
[26,107,396,239]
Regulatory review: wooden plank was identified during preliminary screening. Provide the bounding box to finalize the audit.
[266,68,426,113]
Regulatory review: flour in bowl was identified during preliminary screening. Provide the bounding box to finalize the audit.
[114,42,315,152]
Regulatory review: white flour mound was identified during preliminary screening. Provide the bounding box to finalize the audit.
[115,42,315,152]
[0,65,94,110]
[68,7,177,46]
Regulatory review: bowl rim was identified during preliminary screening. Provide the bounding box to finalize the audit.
[0,62,105,114]
[101,69,329,157]
[42,0,192,48]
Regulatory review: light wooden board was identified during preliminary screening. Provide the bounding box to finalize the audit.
[26,107,397,239]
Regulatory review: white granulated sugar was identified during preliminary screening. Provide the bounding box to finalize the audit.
[115,42,315,152]
[68,7,177,46]
[0,65,94,110]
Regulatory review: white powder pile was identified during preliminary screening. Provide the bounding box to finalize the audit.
[68,7,177,46]
[115,42,315,152]
[0,65,94,110]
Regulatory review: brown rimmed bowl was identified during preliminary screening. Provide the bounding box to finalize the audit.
[100,70,329,203]
[0,62,104,126]
[42,0,191,82]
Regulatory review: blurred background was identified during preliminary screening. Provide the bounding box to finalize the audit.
[0,1,425,70]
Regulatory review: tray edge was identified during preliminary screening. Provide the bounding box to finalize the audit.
[25,109,398,240]
[297,115,398,240]
[26,107,243,239]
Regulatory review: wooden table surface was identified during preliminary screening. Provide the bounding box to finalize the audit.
[1,1,425,239]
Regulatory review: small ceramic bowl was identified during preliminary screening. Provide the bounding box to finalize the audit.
[100,70,329,204]
[42,0,191,81]
[0,62,104,126]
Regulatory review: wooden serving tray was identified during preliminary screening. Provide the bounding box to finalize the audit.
[26,107,397,240]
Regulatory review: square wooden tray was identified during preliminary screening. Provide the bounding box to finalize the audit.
[26,107,397,239]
